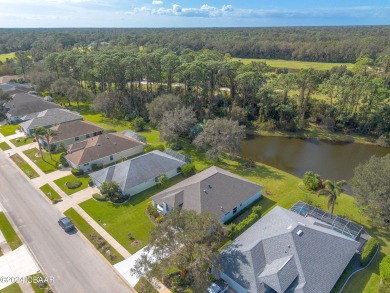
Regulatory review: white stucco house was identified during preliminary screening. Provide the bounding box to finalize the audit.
[151,166,263,223]
[64,132,145,172]
[89,150,187,196]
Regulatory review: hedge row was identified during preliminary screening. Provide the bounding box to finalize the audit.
[66,180,82,189]
[360,237,378,266]
[228,205,262,239]
[380,255,390,287]
[181,163,195,177]
[71,168,84,176]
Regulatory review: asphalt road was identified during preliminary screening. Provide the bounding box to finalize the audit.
[0,152,133,293]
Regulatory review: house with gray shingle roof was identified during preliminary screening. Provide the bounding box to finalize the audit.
[218,206,360,293]
[151,166,263,223]
[65,132,145,172]
[90,150,186,196]
[19,108,83,135]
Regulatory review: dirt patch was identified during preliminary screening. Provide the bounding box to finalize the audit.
[131,240,141,247]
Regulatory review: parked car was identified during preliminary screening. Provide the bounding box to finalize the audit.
[58,217,75,232]
[207,280,229,293]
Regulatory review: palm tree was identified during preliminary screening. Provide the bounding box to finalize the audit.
[317,180,347,217]
[33,126,47,159]
[43,128,58,160]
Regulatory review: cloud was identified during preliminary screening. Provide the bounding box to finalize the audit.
[152,0,163,5]
[124,4,390,19]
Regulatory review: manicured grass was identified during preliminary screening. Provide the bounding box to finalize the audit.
[30,273,52,293]
[0,282,22,293]
[0,124,19,136]
[80,175,186,254]
[39,184,62,202]
[0,212,23,250]
[54,174,90,195]
[64,208,124,264]
[10,153,39,179]
[0,142,11,151]
[232,57,354,71]
[23,148,63,174]
[0,52,15,62]
[10,136,35,147]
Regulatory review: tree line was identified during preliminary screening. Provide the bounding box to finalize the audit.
[1,26,390,62]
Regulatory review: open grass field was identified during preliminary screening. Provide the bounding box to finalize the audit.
[64,208,124,264]
[39,183,62,202]
[10,136,35,147]
[54,174,90,195]
[0,142,11,151]
[0,124,19,137]
[0,52,15,63]
[232,57,354,71]
[10,153,39,179]
[0,212,23,250]
[0,282,22,293]
[23,148,63,174]
[80,175,186,254]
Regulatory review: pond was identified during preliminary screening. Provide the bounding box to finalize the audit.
[240,135,390,194]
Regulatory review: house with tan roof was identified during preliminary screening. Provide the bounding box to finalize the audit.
[39,121,104,150]
[64,132,145,172]
[151,166,263,223]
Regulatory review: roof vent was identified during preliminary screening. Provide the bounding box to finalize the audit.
[208,184,212,189]
[105,135,109,139]
[297,230,304,237]
[203,190,208,194]
[287,225,292,230]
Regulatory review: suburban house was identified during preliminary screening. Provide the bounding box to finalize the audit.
[18,108,83,135]
[218,205,360,293]
[65,132,146,172]
[39,121,104,150]
[90,150,187,196]
[4,92,60,123]
[151,166,263,223]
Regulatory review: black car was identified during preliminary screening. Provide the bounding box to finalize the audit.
[58,217,75,232]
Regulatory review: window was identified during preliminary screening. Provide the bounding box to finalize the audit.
[86,134,90,138]
[233,207,237,214]
[75,137,79,141]
[110,155,113,161]
[177,167,181,173]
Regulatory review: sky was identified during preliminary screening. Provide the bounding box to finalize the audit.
[0,0,389,28]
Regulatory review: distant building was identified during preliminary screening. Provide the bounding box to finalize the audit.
[65,132,145,172]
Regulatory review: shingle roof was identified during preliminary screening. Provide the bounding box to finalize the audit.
[4,93,60,117]
[90,150,186,193]
[65,132,145,166]
[19,108,83,132]
[44,121,104,143]
[151,166,263,218]
[220,206,360,293]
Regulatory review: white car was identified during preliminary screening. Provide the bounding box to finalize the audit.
[207,280,229,293]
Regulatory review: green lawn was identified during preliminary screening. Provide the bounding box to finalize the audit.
[80,175,185,254]
[23,148,63,174]
[64,208,124,264]
[0,212,23,250]
[10,136,35,147]
[0,142,11,151]
[54,174,90,195]
[0,282,22,293]
[10,153,39,179]
[232,57,354,71]
[39,184,62,202]
[0,124,19,136]
[0,52,15,62]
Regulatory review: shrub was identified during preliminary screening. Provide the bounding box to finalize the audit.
[380,255,390,287]
[145,144,165,153]
[360,238,378,266]
[181,163,195,177]
[66,180,82,189]
[71,168,84,176]
[91,163,103,171]
[146,202,160,218]
[132,117,146,131]
[88,178,94,186]
[92,193,107,201]
[302,171,321,191]
[377,134,390,147]
[60,155,69,167]
[155,215,164,223]
[228,205,262,239]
